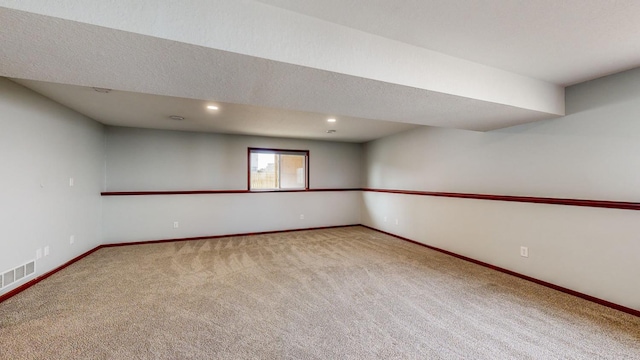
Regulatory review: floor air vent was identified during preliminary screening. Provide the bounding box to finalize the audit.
[1,260,36,290]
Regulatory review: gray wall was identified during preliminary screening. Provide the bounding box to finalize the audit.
[103,127,363,243]
[0,78,104,295]
[0,79,363,295]
[4,65,640,312]
[105,127,362,191]
[361,68,640,311]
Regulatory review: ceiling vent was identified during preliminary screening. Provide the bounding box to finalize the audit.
[92,87,112,93]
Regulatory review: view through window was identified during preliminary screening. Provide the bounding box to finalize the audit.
[249,148,308,190]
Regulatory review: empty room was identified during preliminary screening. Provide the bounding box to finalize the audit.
[1,1,639,359]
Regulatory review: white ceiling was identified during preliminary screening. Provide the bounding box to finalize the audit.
[12,79,418,142]
[258,0,640,85]
[1,1,640,142]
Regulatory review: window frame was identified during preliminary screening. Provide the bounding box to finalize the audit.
[247,147,310,191]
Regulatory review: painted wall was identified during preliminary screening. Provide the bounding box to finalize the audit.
[5,62,638,312]
[103,127,362,243]
[0,79,104,295]
[105,127,362,191]
[361,68,640,311]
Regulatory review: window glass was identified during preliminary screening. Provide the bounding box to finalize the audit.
[249,149,308,190]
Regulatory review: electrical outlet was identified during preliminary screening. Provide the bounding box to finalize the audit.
[395,219,399,225]
[299,214,304,220]
[36,248,42,259]
[173,221,179,229]
[69,177,74,187]
[384,216,387,222]
[70,235,75,245]
[44,246,50,256]
[520,246,529,258]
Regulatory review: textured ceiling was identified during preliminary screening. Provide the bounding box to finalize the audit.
[1,1,639,141]
[258,0,640,85]
[12,79,419,143]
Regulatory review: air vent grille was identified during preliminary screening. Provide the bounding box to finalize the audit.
[1,260,36,290]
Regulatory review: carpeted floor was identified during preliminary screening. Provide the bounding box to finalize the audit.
[1,226,639,359]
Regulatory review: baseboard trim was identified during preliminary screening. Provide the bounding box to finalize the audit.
[101,224,360,247]
[0,246,102,304]
[361,225,640,318]
[0,224,359,304]
[3,224,638,319]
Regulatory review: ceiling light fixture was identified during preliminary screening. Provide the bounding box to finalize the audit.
[169,115,185,121]
[207,105,219,110]
[326,130,337,133]
[327,118,336,122]
[92,87,111,93]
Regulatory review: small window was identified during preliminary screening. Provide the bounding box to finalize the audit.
[249,148,309,190]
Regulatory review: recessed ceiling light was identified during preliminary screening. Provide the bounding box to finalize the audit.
[92,87,111,93]
[169,115,185,121]
[326,130,337,133]
[327,118,337,122]
[207,105,219,110]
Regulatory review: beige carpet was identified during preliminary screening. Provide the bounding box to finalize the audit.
[1,226,639,359]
